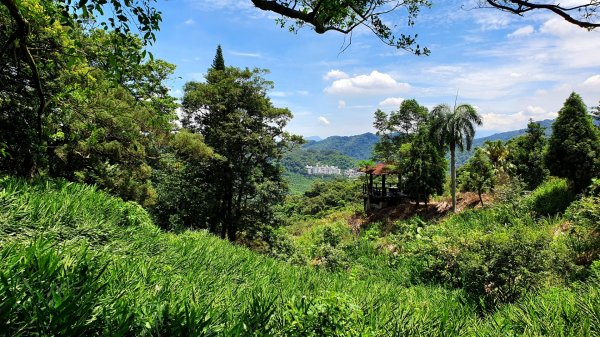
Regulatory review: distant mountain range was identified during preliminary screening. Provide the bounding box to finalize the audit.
[298,119,560,165]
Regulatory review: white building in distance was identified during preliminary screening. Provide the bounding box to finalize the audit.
[305,163,341,175]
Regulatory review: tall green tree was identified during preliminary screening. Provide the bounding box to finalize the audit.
[212,45,225,70]
[507,120,549,190]
[402,126,447,206]
[458,148,495,206]
[182,47,300,241]
[546,92,600,192]
[372,99,429,190]
[430,103,482,212]
[0,0,162,176]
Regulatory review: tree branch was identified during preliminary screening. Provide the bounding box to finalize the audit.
[1,0,47,143]
[484,0,600,29]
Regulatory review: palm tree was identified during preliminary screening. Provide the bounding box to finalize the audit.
[430,103,482,212]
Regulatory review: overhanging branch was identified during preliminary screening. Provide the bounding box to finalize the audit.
[484,0,600,29]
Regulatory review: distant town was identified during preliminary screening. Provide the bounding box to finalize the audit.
[305,163,362,178]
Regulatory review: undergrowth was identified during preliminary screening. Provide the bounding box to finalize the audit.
[1,176,600,336]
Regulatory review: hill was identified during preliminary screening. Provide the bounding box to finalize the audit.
[303,120,561,166]
[2,177,600,335]
[302,132,379,160]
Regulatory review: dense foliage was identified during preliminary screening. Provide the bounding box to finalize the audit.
[546,92,600,192]
[372,99,446,205]
[3,177,600,335]
[181,55,300,240]
[458,148,495,206]
[507,120,549,190]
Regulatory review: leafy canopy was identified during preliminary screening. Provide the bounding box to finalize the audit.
[251,0,432,55]
[546,92,600,192]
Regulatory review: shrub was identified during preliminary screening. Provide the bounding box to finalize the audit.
[564,195,600,266]
[526,178,575,216]
[279,293,372,337]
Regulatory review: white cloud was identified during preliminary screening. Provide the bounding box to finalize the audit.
[183,19,195,25]
[270,91,288,97]
[230,51,262,58]
[508,25,534,38]
[187,0,252,11]
[583,75,600,87]
[378,97,404,107]
[296,90,309,96]
[526,105,546,114]
[323,70,349,80]
[480,110,557,132]
[338,100,347,109]
[318,116,331,125]
[425,65,462,75]
[476,12,511,30]
[324,71,411,95]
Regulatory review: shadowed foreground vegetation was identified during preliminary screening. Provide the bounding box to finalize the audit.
[2,177,600,336]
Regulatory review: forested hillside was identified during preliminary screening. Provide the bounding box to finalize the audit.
[303,133,379,160]
[305,119,561,166]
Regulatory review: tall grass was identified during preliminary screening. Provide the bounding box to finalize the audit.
[1,176,599,336]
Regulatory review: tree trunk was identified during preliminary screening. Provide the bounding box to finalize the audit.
[451,146,457,213]
[478,189,484,207]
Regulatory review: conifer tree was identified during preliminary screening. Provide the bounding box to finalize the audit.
[212,45,225,70]
[546,92,600,191]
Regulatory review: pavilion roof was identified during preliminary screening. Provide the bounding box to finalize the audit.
[359,163,400,175]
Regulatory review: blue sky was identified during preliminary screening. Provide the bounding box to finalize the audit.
[148,0,600,138]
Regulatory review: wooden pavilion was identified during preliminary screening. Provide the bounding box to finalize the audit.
[360,163,408,212]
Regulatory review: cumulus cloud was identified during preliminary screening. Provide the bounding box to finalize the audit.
[379,97,404,107]
[323,70,349,80]
[318,116,331,125]
[324,71,411,95]
[183,19,195,25]
[338,100,347,109]
[583,74,600,87]
[480,110,557,132]
[508,25,534,38]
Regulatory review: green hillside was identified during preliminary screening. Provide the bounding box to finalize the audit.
[303,133,379,160]
[304,120,559,166]
[3,177,600,336]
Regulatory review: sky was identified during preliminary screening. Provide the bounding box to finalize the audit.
[147,0,600,138]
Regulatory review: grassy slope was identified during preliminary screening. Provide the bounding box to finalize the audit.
[1,177,599,336]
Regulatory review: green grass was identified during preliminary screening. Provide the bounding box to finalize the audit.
[1,176,600,336]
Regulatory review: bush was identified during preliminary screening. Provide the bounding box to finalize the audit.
[279,293,372,337]
[564,195,600,266]
[526,178,575,216]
